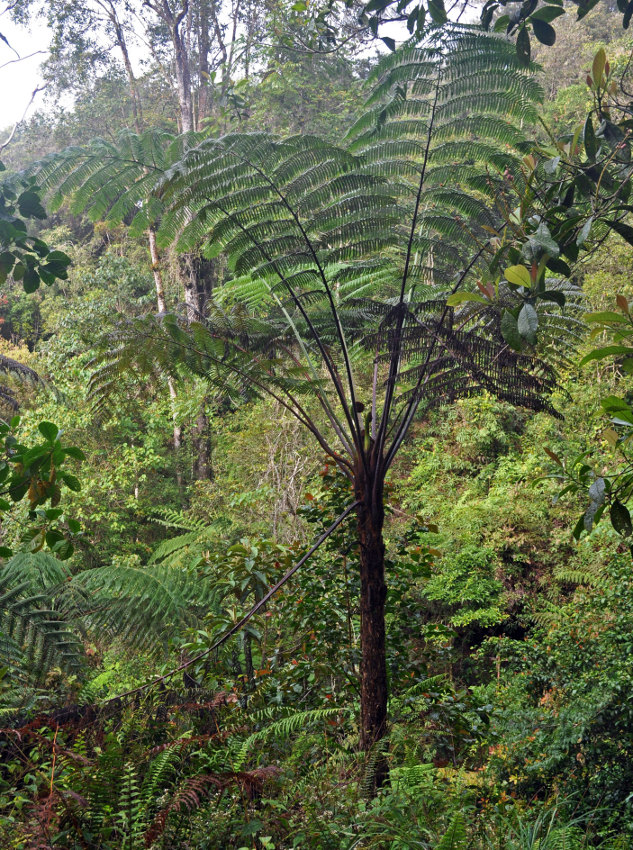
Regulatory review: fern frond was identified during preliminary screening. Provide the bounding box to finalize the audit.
[70,562,216,654]
[0,553,84,684]
[435,812,468,850]
[233,706,351,770]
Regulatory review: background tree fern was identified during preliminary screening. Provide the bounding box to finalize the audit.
[69,558,217,655]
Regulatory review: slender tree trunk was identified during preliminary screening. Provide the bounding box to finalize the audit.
[149,0,194,132]
[149,226,183,487]
[243,632,254,689]
[173,27,194,132]
[197,1,211,129]
[355,458,389,789]
[180,252,214,480]
[112,16,143,132]
[192,402,213,480]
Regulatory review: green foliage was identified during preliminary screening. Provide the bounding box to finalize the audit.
[233,706,351,770]
[0,164,70,293]
[422,546,505,629]
[490,550,633,833]
[71,556,216,654]
[360,0,630,69]
[31,129,204,241]
[4,10,633,849]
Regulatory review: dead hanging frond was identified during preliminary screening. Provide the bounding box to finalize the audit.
[0,354,48,414]
[361,296,563,423]
[144,766,279,846]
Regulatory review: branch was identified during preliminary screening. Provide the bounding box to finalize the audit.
[0,49,45,70]
[373,70,442,487]
[0,85,46,155]
[103,500,360,705]
[383,245,489,472]
[215,145,362,450]
[170,158,357,449]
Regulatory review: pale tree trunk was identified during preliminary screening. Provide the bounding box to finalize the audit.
[196,1,211,129]
[149,227,183,485]
[172,15,194,132]
[146,0,194,132]
[180,252,215,480]
[111,15,144,132]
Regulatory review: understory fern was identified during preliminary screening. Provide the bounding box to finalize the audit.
[435,812,468,850]
[232,706,352,770]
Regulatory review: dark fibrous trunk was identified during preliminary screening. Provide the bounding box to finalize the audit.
[355,455,389,789]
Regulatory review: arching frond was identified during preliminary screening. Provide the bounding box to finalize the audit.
[70,561,217,654]
[0,553,84,684]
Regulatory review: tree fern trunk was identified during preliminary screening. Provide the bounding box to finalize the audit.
[355,461,388,789]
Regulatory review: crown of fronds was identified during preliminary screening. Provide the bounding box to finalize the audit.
[80,27,574,478]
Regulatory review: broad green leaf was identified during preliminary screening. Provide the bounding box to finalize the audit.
[504,265,531,287]
[584,311,628,323]
[59,472,81,492]
[63,446,84,460]
[17,190,46,220]
[584,116,597,160]
[580,345,633,366]
[500,310,523,351]
[611,500,633,537]
[516,25,531,66]
[22,267,40,293]
[531,5,565,21]
[607,218,633,246]
[428,0,447,23]
[573,513,586,540]
[38,422,59,442]
[540,290,566,307]
[592,47,607,87]
[576,216,593,246]
[532,18,556,45]
[446,291,488,306]
[517,303,538,344]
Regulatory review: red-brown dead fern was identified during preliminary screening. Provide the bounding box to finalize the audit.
[144,766,279,846]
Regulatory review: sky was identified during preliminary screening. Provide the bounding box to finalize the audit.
[0,3,476,136]
[1,13,50,131]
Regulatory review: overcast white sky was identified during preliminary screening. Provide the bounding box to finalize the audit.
[0,3,476,136]
[1,13,50,130]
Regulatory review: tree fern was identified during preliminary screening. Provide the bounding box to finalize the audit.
[100,25,571,477]
[35,26,587,760]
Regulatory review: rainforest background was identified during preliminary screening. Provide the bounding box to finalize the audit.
[1,0,633,847]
